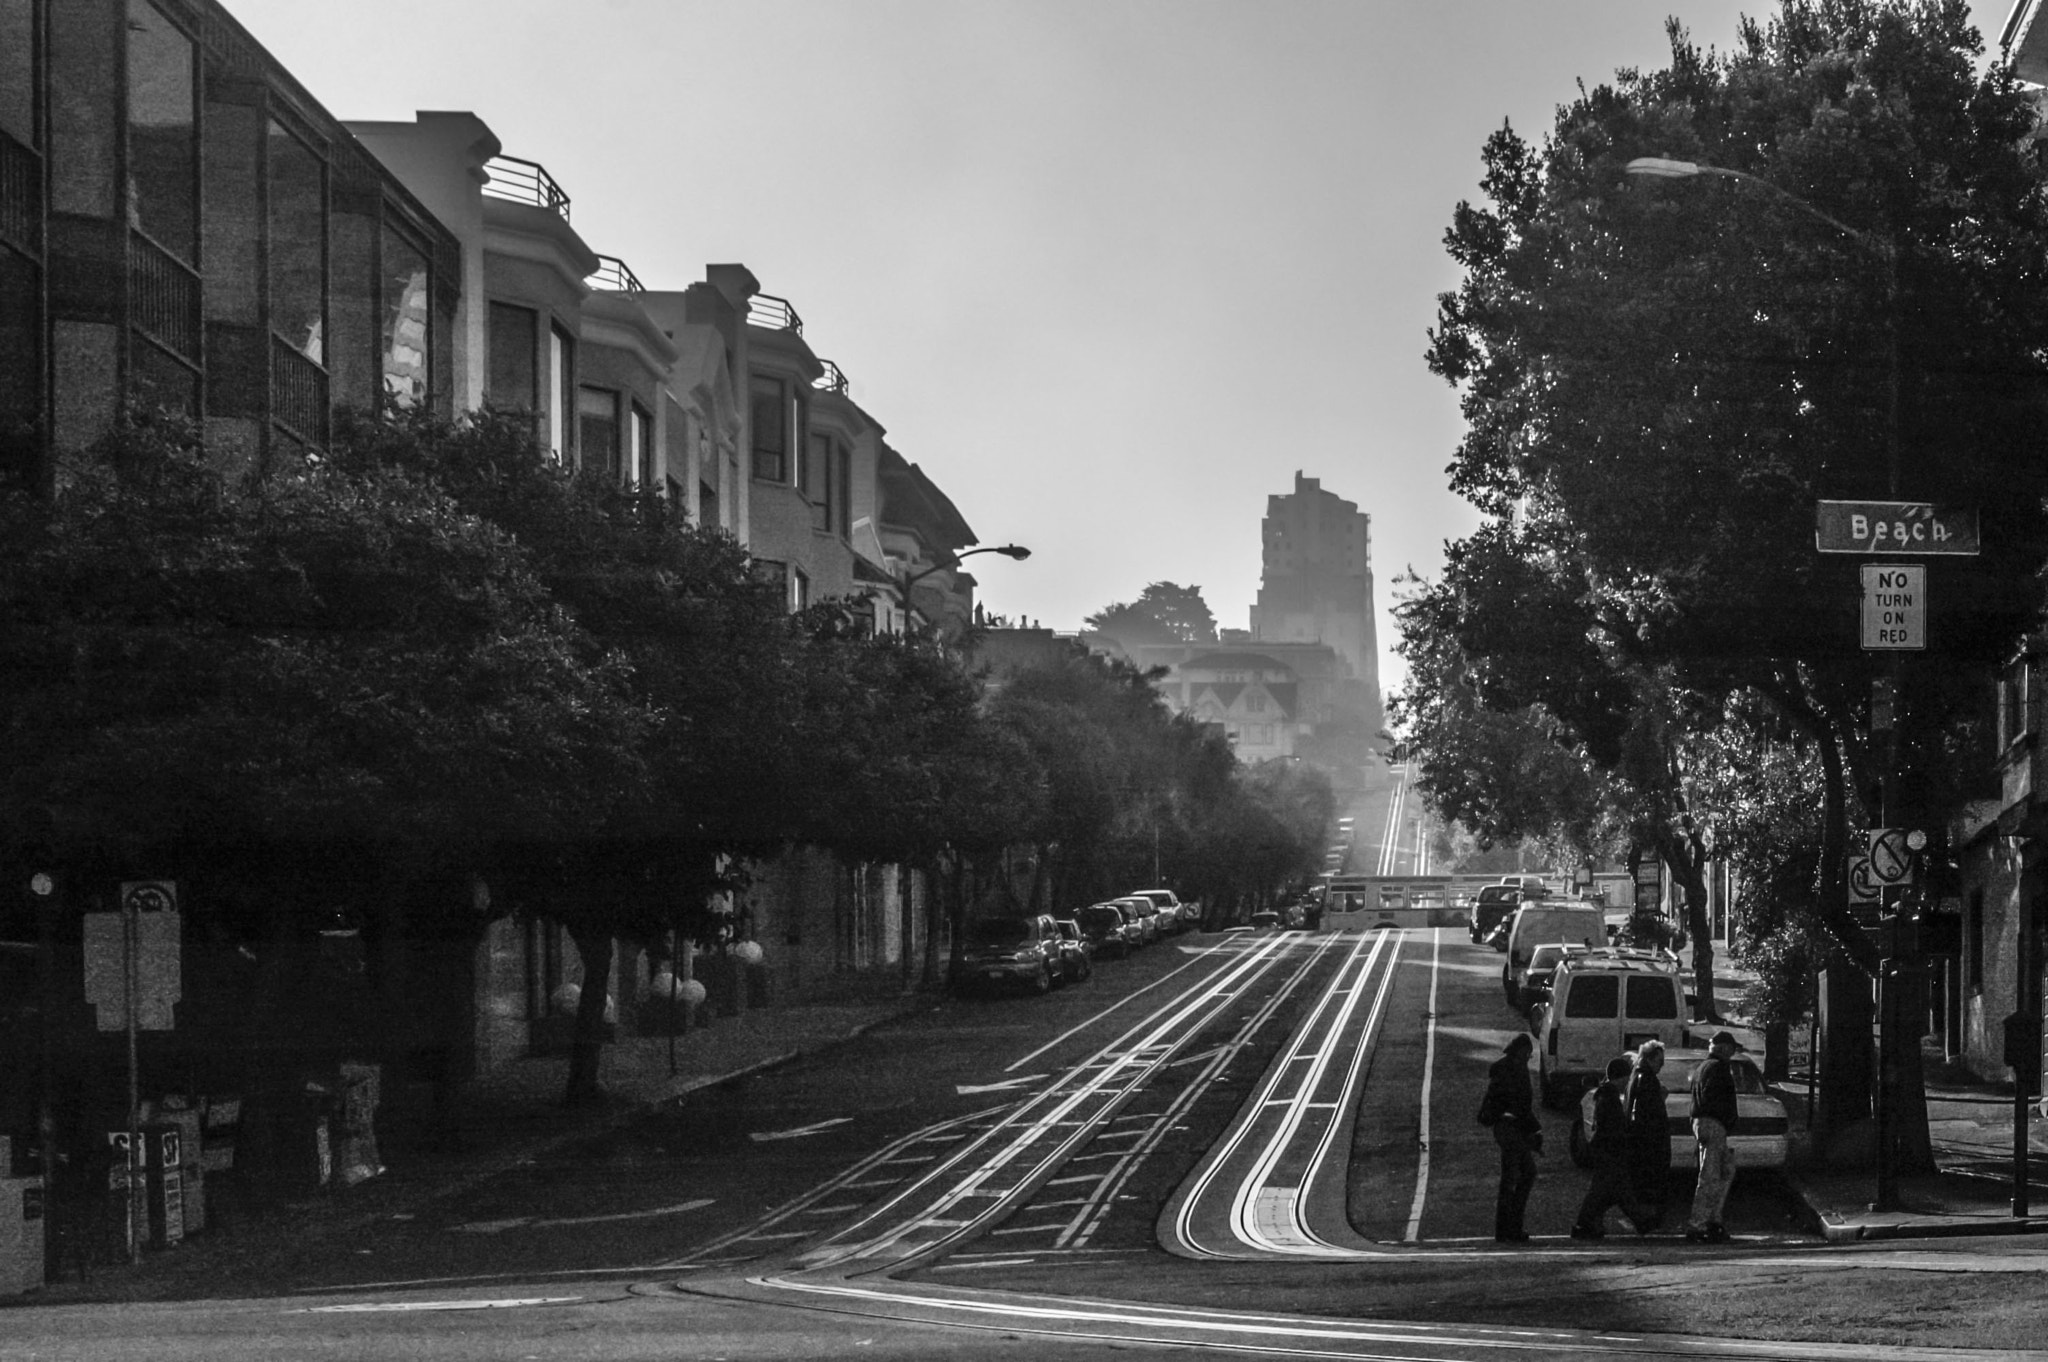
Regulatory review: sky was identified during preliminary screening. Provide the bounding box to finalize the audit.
[227,0,2009,703]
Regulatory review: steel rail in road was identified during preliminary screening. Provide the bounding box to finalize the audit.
[787,929,1335,1273]
[1160,927,1409,1260]
[1377,765,1408,877]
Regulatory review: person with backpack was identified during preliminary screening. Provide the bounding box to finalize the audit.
[1622,1038,1672,1226]
[1570,1055,1659,1239]
[1479,1033,1542,1243]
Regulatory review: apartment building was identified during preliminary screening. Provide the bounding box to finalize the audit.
[1,0,461,493]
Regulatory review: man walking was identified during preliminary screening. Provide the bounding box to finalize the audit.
[1482,1033,1542,1243]
[1572,1055,1658,1238]
[1685,1030,1745,1243]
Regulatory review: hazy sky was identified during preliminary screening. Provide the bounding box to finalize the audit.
[227,0,2008,701]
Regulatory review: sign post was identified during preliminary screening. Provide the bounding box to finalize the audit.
[84,882,179,1262]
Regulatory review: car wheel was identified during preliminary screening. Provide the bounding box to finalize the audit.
[1077,957,1092,982]
[1526,1004,1545,1035]
[1033,962,1053,994]
[1568,1118,1594,1169]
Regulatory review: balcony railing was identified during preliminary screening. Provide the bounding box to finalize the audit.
[812,359,848,395]
[586,254,644,295]
[747,293,803,334]
[482,155,571,221]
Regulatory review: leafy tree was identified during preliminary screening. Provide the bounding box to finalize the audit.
[1418,0,2048,1149]
[1085,582,1219,645]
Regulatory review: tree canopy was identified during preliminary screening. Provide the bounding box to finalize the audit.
[1085,582,1219,645]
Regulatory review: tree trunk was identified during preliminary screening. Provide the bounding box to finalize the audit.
[1657,829,1716,1022]
[563,925,613,1108]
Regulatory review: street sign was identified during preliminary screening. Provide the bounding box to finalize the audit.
[1868,829,1914,886]
[84,881,182,1032]
[1847,853,1879,906]
[1817,501,1979,555]
[1861,564,1925,650]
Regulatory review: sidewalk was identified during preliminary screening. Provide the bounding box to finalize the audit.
[1688,942,2048,1244]
[26,983,934,1302]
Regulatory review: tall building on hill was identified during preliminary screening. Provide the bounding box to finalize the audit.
[1251,472,1383,737]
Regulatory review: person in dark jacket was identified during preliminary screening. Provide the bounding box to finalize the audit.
[1622,1039,1672,1223]
[1483,1033,1542,1242]
[1571,1055,1659,1238]
[1685,1030,1745,1243]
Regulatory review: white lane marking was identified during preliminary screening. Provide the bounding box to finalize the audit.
[930,1257,1040,1271]
[1404,928,1443,1243]
[957,1074,1047,1095]
[1002,939,1243,1073]
[451,1198,714,1234]
[304,1297,583,1313]
[751,1117,853,1142]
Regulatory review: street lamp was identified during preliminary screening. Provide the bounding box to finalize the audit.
[1626,153,1909,1209]
[891,543,1030,635]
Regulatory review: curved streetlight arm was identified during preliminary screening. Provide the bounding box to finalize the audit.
[1623,157,1890,261]
[892,543,1030,630]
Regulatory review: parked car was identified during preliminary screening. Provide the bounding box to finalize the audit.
[1114,895,1162,944]
[1571,1050,1788,1171]
[1052,919,1093,984]
[1535,947,1690,1106]
[1076,902,1140,958]
[1513,941,1581,1019]
[951,913,1064,994]
[1249,908,1283,929]
[1128,889,1188,934]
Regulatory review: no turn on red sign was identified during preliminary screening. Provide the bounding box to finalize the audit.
[1861,564,1924,650]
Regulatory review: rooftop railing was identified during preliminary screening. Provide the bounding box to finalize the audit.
[748,293,803,335]
[813,359,849,394]
[482,155,571,221]
[586,254,644,295]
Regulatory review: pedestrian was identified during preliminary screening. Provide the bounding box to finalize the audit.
[1571,1054,1658,1239]
[1685,1030,1745,1243]
[1622,1039,1671,1226]
[1479,1033,1542,1243]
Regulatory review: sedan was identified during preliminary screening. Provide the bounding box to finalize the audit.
[1570,1052,1789,1170]
[1076,903,1139,958]
[1113,895,1162,944]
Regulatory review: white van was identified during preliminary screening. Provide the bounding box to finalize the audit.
[1501,900,1607,1008]
[1534,948,1691,1106]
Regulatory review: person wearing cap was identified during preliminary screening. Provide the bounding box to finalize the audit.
[1685,1030,1745,1243]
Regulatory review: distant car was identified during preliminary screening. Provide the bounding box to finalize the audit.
[1571,1051,1788,1171]
[1114,895,1162,944]
[1076,903,1139,958]
[1468,884,1526,944]
[1052,918,1093,984]
[1249,908,1283,930]
[951,913,1064,994]
[1128,889,1187,934]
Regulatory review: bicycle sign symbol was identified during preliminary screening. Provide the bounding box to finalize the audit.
[1867,829,1913,886]
[1847,854,1880,905]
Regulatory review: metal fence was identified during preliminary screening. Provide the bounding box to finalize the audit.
[747,293,803,334]
[586,254,644,295]
[482,155,571,221]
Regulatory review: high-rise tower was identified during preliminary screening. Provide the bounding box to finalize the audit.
[1250,472,1382,735]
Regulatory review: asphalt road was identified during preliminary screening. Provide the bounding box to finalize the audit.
[12,924,2048,1360]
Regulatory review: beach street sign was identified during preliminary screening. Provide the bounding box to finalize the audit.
[1861,564,1924,650]
[1816,501,1978,555]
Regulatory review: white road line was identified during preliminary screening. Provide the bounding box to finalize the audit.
[1001,939,1242,1073]
[1403,927,1443,1243]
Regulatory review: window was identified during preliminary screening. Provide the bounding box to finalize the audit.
[577,386,618,478]
[836,444,851,538]
[1624,976,1679,1020]
[806,430,831,529]
[749,373,787,482]
[548,322,573,460]
[0,0,31,151]
[2000,659,2035,752]
[628,403,652,487]
[51,0,118,218]
[485,303,537,410]
[380,225,432,408]
[1564,975,1620,1018]
[267,119,326,363]
[127,0,197,262]
[792,567,809,612]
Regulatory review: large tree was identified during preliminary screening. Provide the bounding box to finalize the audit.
[1085,582,1219,645]
[1418,1,2048,1148]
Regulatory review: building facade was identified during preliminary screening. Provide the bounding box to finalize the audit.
[1250,471,1384,739]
